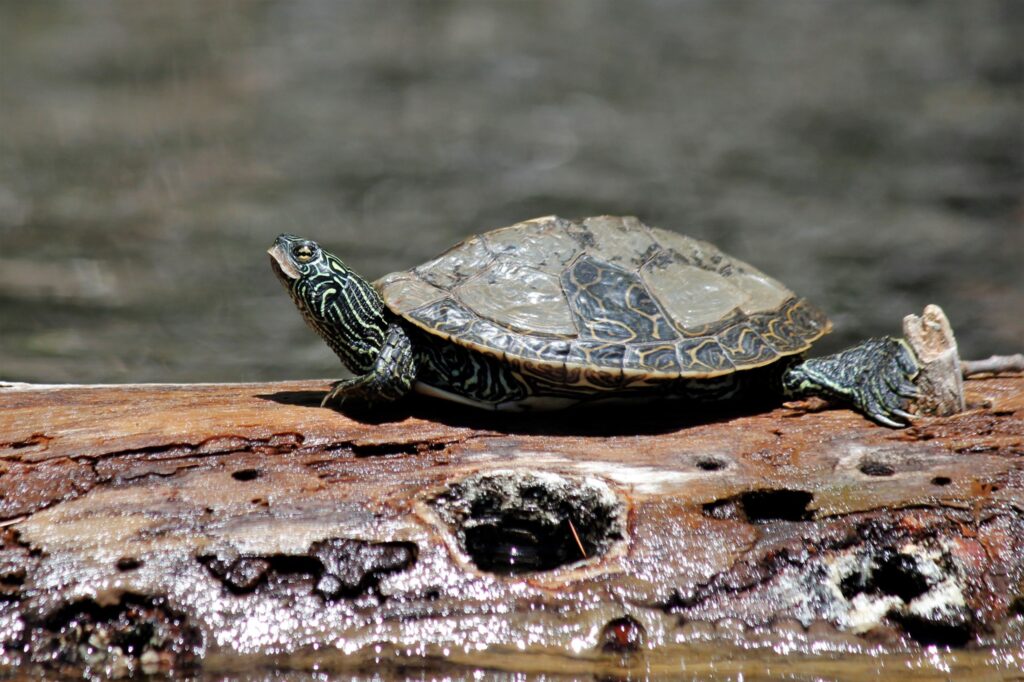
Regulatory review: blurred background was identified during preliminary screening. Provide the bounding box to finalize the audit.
[0,1,1020,384]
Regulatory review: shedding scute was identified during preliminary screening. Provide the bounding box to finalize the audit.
[731,269,792,314]
[641,260,748,331]
[566,216,660,269]
[455,260,577,337]
[376,273,446,315]
[483,216,580,270]
[413,236,493,289]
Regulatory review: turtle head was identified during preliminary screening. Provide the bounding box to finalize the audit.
[268,234,387,375]
[268,234,341,285]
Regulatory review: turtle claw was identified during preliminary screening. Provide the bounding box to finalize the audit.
[895,382,920,400]
[892,406,917,420]
[321,376,371,408]
[871,411,905,429]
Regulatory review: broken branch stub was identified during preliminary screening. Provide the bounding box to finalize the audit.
[903,304,966,417]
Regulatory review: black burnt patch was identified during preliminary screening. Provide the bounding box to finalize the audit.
[22,593,201,678]
[431,471,624,575]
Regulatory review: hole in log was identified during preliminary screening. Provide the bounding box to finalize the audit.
[200,555,274,594]
[859,461,896,477]
[0,567,26,601]
[931,476,952,487]
[895,615,973,648]
[599,615,646,653]
[696,457,726,472]
[309,538,417,600]
[873,553,931,602]
[231,469,261,482]
[704,490,814,523]
[198,539,417,600]
[741,490,813,522]
[834,543,977,647]
[431,471,624,575]
[115,557,143,572]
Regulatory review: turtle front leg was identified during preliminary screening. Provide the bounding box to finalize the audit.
[322,322,418,409]
[782,337,920,427]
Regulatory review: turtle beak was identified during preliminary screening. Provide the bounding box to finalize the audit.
[267,242,301,281]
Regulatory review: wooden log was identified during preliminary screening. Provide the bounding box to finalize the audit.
[0,376,1022,678]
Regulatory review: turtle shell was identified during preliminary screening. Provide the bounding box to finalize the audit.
[375,216,831,379]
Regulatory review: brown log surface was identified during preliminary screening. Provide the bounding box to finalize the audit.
[1,377,1022,679]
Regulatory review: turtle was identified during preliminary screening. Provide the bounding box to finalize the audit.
[268,215,919,426]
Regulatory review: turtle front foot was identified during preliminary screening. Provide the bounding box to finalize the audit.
[321,375,397,410]
[321,322,418,411]
[783,337,920,428]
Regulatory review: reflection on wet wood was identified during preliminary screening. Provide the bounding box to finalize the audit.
[0,376,1022,678]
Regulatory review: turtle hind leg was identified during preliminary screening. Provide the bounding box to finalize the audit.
[782,336,920,427]
[322,322,418,409]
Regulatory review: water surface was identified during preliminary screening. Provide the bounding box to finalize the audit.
[1,1,1020,384]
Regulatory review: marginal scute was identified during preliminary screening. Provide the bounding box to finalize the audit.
[624,343,682,374]
[455,260,578,337]
[716,321,778,367]
[677,337,735,374]
[787,298,832,337]
[749,301,809,353]
[567,341,627,373]
[376,274,446,315]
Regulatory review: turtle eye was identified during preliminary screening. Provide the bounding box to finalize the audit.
[293,244,316,263]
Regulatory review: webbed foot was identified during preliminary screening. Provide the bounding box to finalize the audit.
[783,337,920,427]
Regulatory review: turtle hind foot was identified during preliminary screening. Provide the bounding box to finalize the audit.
[783,336,920,428]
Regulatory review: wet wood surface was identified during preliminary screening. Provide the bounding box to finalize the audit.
[0,376,1022,679]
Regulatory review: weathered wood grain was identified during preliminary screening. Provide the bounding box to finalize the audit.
[0,377,1022,679]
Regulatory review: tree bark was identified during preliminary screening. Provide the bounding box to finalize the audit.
[1,376,1022,678]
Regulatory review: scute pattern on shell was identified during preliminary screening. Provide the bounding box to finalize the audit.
[376,216,831,379]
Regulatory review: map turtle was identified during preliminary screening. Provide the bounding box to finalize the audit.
[268,216,918,426]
